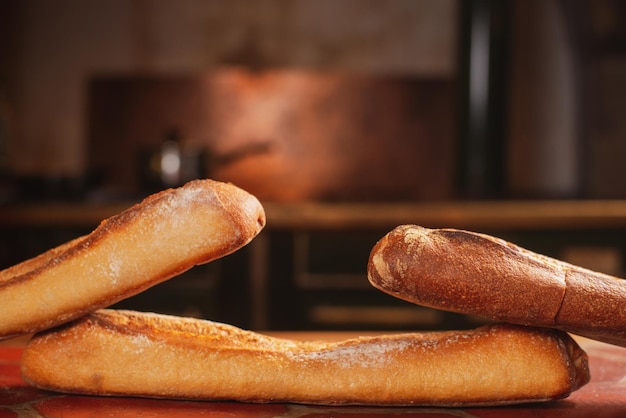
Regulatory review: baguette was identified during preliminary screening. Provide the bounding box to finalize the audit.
[368,224,626,347]
[21,309,589,406]
[0,179,265,340]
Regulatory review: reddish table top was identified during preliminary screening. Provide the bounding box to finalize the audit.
[2,333,626,417]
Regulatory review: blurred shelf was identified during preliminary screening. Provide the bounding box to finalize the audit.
[0,202,134,228]
[2,200,626,230]
[263,200,626,230]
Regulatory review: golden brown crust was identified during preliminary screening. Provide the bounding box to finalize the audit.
[21,309,589,406]
[556,269,626,346]
[0,180,265,340]
[0,235,87,288]
[368,224,626,347]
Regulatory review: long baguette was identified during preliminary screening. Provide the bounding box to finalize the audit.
[21,309,589,406]
[368,224,626,347]
[0,179,266,340]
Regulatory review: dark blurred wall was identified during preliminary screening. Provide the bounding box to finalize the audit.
[0,0,457,189]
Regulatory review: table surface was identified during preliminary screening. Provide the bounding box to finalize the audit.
[2,332,626,418]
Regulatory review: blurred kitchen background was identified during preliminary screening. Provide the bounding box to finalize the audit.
[1,0,626,331]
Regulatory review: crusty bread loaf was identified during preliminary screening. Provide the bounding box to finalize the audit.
[21,309,589,406]
[0,179,265,340]
[368,224,626,347]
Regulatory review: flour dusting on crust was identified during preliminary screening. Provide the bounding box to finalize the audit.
[286,337,414,369]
